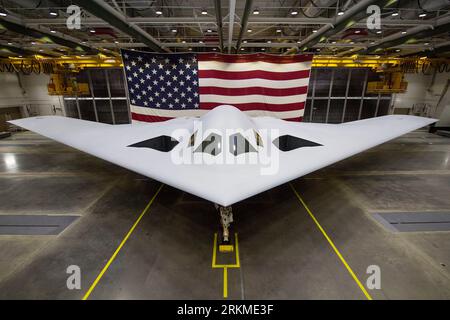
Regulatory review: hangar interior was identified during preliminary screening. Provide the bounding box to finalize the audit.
[0,0,450,300]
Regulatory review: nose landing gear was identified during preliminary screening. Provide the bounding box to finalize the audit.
[215,204,233,244]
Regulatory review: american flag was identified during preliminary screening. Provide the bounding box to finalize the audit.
[121,49,313,122]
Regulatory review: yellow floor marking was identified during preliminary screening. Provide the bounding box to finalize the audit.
[289,183,373,301]
[212,233,240,298]
[223,267,228,298]
[82,184,164,300]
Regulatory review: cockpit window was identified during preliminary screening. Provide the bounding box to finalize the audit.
[254,130,263,147]
[188,130,197,147]
[229,133,257,156]
[194,133,222,156]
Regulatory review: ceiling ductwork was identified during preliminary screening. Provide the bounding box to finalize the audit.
[71,0,167,53]
[0,17,96,54]
[236,0,254,52]
[297,0,398,51]
[214,0,224,52]
[0,43,56,56]
[302,0,338,18]
[360,14,450,55]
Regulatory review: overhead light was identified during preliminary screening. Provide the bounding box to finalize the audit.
[253,8,260,15]
[240,47,245,51]
[276,29,282,33]
[207,29,212,33]
[391,12,399,16]
[50,30,56,33]
[49,9,58,17]
[114,40,119,44]
[297,40,301,44]
[424,42,429,45]
[350,41,355,44]
[337,11,344,16]
[81,41,86,44]
[331,41,336,44]
[243,40,247,43]
[201,9,208,15]
[188,48,192,51]
[395,49,401,52]
[354,30,360,34]
[90,29,96,33]
[18,55,22,58]
[39,49,43,52]
[212,48,217,51]
[376,30,382,34]
[182,40,186,43]
[7,42,12,45]
[247,28,252,33]
[267,40,271,43]
[155,10,162,15]
[312,30,317,33]
[419,13,427,18]
[171,29,177,33]
[370,41,376,44]
[199,40,204,44]
[0,8,7,17]
[31,41,36,45]
[401,31,407,34]
[261,48,265,51]
[291,10,298,15]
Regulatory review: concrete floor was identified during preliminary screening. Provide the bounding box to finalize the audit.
[0,129,449,299]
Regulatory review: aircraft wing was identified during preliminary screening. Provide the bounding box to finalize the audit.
[9,114,436,206]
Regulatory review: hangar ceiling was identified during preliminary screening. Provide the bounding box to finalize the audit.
[0,0,450,58]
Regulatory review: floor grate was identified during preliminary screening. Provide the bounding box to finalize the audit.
[373,212,450,232]
[0,215,79,235]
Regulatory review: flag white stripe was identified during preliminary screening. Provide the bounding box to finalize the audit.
[198,77,310,89]
[199,94,307,104]
[131,105,304,119]
[198,61,312,73]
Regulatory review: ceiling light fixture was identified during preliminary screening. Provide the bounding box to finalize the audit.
[247,29,252,33]
[419,13,427,18]
[312,30,317,33]
[401,31,407,34]
[253,8,260,15]
[354,30,360,34]
[376,30,382,34]
[90,29,96,33]
[207,29,212,33]
[201,9,208,15]
[0,8,7,17]
[50,30,56,33]
[49,9,58,17]
[276,29,282,33]
[291,10,298,15]
[171,29,177,33]
[155,10,162,15]
[391,12,399,16]
[337,11,344,16]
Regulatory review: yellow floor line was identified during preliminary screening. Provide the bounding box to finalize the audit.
[289,183,373,300]
[212,233,240,298]
[223,267,228,298]
[82,184,164,300]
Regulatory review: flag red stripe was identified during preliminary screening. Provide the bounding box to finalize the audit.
[199,86,308,97]
[284,116,303,122]
[132,112,173,122]
[198,69,310,80]
[199,53,313,64]
[200,102,305,112]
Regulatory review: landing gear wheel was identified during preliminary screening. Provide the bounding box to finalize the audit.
[216,205,233,244]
